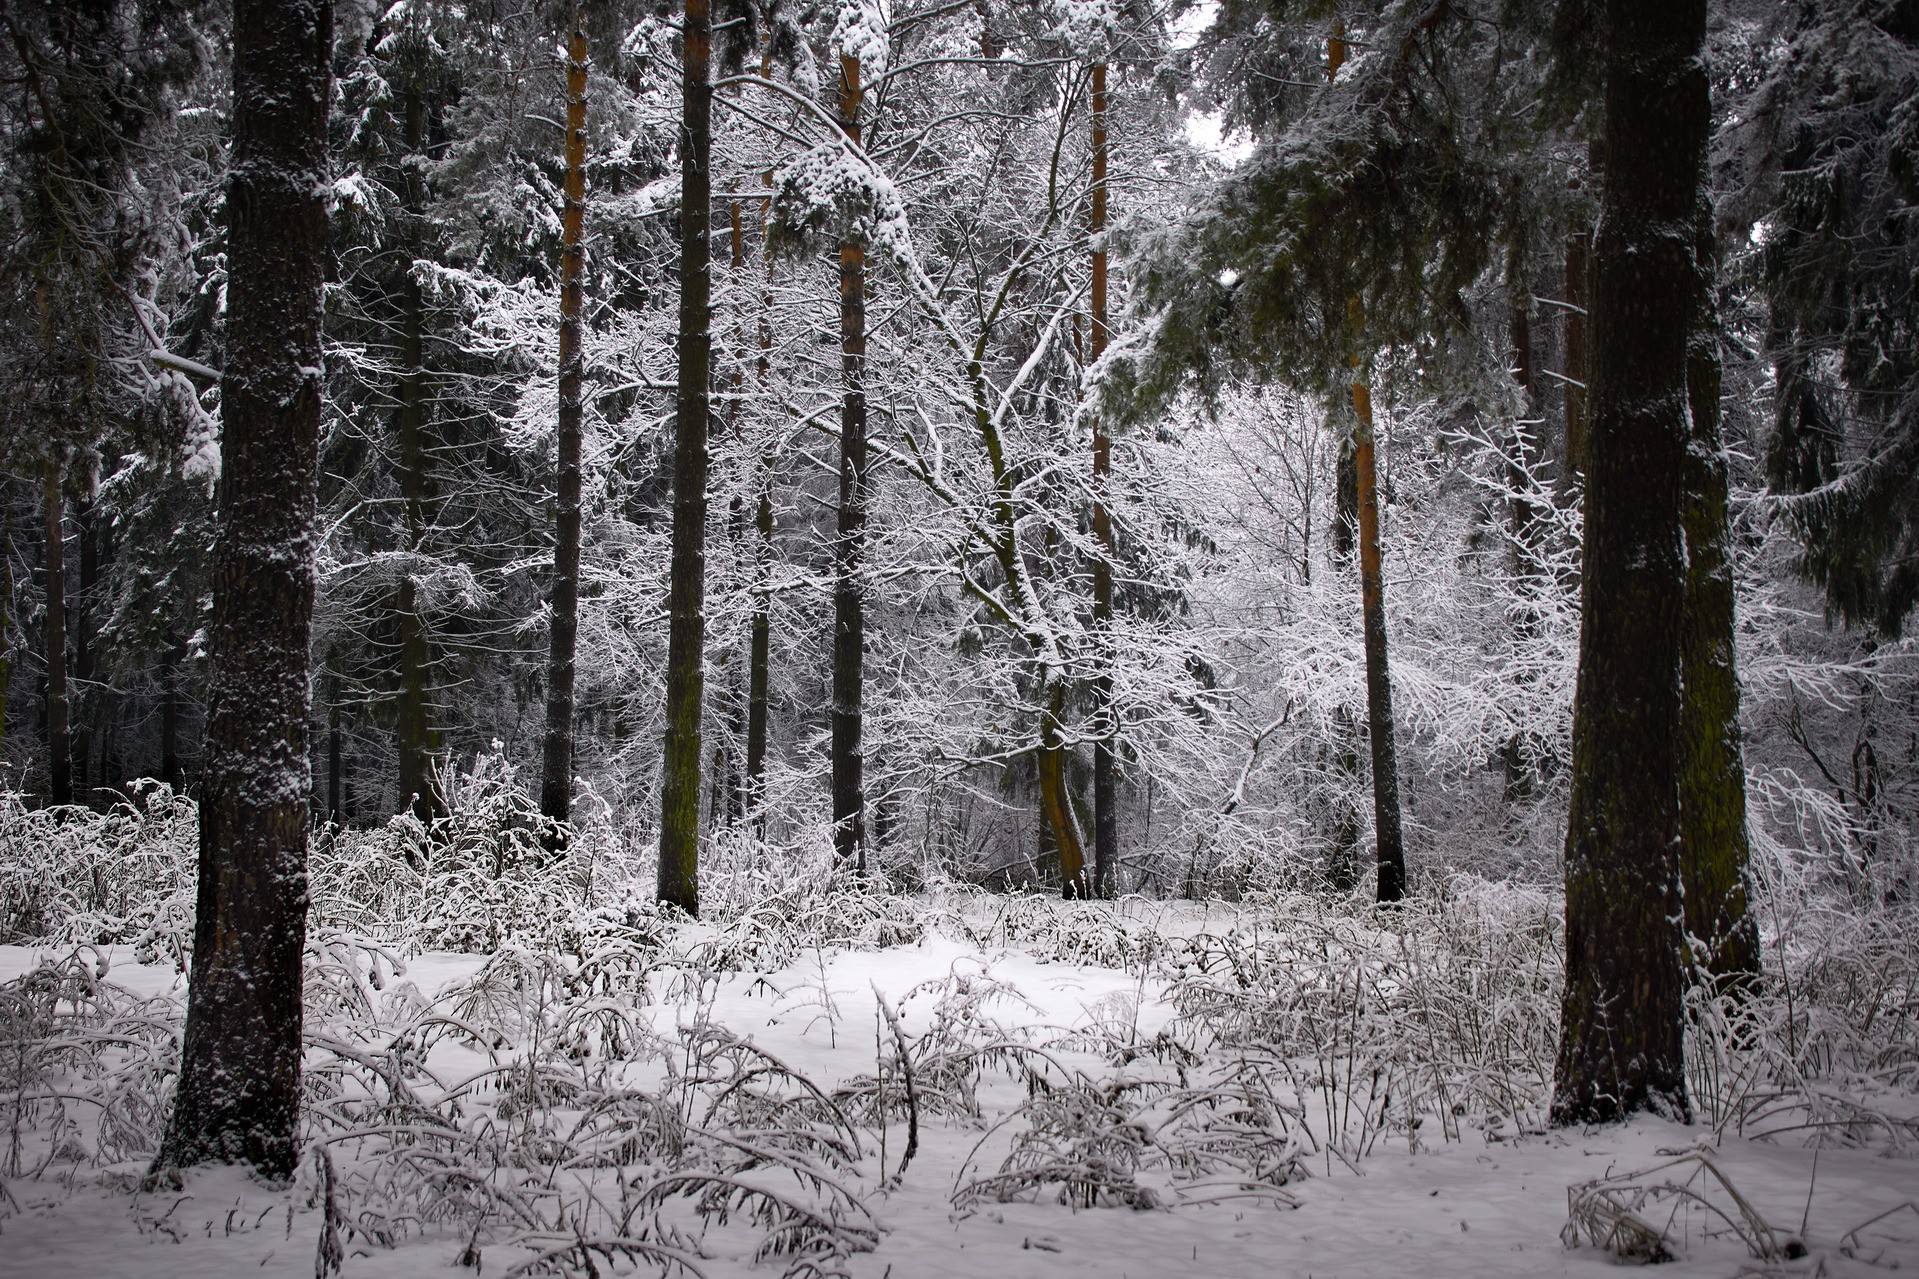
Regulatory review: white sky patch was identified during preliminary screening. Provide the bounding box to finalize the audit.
[1170,0,1254,167]
[1184,109,1254,167]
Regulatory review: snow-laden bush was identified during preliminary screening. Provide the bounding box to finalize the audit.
[0,784,197,950]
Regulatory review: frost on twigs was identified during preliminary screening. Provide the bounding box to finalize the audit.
[1563,1153,1801,1266]
[954,1067,1305,1212]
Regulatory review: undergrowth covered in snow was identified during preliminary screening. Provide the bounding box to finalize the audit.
[2,768,1917,1276]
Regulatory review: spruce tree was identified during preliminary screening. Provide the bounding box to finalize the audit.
[154,0,332,1180]
[1550,0,1704,1127]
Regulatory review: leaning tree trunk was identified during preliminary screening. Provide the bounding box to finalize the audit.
[1679,204,1761,983]
[1089,60,1117,899]
[831,50,869,872]
[1550,0,1704,1128]
[658,0,711,915]
[541,11,588,827]
[153,0,331,1181]
[41,461,70,806]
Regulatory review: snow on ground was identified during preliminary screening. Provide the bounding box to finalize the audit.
[2,915,1917,1279]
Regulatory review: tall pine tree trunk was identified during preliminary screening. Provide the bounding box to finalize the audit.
[1502,298,1547,798]
[40,462,70,805]
[73,493,97,796]
[153,0,330,1180]
[658,0,711,915]
[1089,60,1117,899]
[1563,230,1590,486]
[160,634,183,790]
[1329,35,1404,903]
[0,502,14,762]
[745,176,774,829]
[831,50,869,872]
[1550,0,1703,1127]
[541,11,588,826]
[396,85,436,821]
[1679,206,1761,982]
[1350,352,1406,902]
[716,200,747,829]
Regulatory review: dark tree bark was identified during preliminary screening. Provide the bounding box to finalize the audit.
[74,492,98,795]
[1563,230,1590,485]
[326,697,343,824]
[658,0,711,915]
[153,0,330,1181]
[161,634,184,791]
[1679,207,1761,982]
[40,461,69,806]
[745,177,774,828]
[395,83,437,821]
[1550,0,1703,1127]
[716,199,747,829]
[1090,60,1117,899]
[831,50,869,872]
[541,11,588,827]
[0,503,14,762]
[1502,297,1547,799]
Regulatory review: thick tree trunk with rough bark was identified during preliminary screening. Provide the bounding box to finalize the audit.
[1090,61,1116,899]
[1551,0,1703,1128]
[1679,209,1761,982]
[658,0,711,915]
[41,462,69,806]
[541,13,588,827]
[832,51,869,872]
[153,0,330,1181]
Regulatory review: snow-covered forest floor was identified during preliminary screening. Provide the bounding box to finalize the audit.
[3,790,1918,1278]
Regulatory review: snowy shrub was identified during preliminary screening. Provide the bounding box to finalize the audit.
[0,784,196,948]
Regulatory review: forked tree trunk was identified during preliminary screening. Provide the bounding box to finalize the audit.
[831,50,869,872]
[1679,205,1761,982]
[1551,0,1702,1128]
[396,84,437,821]
[1089,60,1117,899]
[153,0,330,1181]
[541,11,588,826]
[41,462,70,805]
[658,0,711,915]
